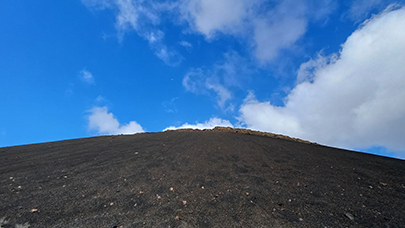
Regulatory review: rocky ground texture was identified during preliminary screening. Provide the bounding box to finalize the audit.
[1,128,405,227]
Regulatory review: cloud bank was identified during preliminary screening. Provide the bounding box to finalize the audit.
[88,106,144,135]
[164,117,233,131]
[239,7,405,157]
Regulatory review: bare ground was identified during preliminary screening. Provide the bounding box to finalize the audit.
[1,128,404,227]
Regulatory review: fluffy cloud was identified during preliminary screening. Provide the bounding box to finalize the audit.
[164,117,233,131]
[239,7,405,157]
[253,0,307,62]
[79,69,95,85]
[180,0,334,62]
[180,0,254,38]
[296,52,338,84]
[88,106,144,135]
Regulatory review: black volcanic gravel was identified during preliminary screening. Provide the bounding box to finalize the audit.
[1,130,405,227]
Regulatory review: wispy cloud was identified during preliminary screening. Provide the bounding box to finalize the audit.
[82,0,182,65]
[79,69,95,85]
[83,0,338,64]
[179,41,192,48]
[88,106,144,135]
[65,83,75,97]
[162,97,178,113]
[164,117,233,131]
[115,0,143,33]
[348,0,385,22]
[179,40,193,52]
[182,50,252,109]
[206,83,231,108]
[154,45,183,66]
[238,7,405,157]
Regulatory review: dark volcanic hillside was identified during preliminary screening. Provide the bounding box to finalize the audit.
[1,128,405,228]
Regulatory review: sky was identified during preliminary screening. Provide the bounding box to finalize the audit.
[1,0,405,159]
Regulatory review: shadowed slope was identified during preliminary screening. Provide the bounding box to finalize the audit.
[1,129,405,227]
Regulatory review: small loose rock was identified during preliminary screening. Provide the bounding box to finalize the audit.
[345,212,354,221]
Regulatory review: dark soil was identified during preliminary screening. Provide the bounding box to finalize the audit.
[1,128,405,227]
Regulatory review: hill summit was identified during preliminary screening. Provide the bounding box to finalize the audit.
[1,128,404,227]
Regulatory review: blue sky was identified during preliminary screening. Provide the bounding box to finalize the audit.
[1,0,405,159]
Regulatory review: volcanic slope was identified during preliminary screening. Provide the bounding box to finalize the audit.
[1,128,405,228]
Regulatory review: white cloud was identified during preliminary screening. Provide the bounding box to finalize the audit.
[253,0,308,62]
[239,7,405,157]
[154,45,183,66]
[79,69,95,85]
[164,117,233,131]
[253,17,306,62]
[179,0,335,62]
[145,30,164,43]
[84,0,337,63]
[88,106,144,135]
[115,0,139,32]
[180,0,254,38]
[296,52,338,84]
[239,91,303,136]
[82,0,182,65]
